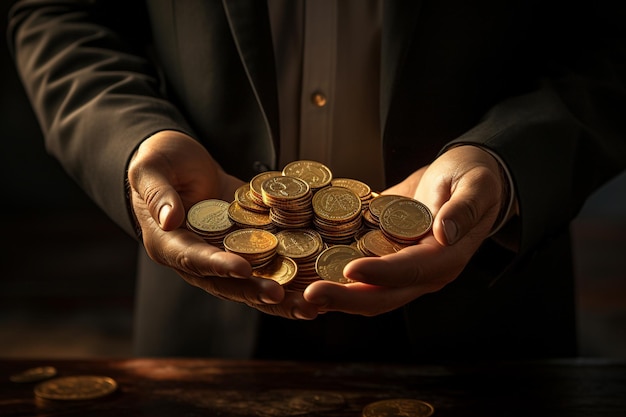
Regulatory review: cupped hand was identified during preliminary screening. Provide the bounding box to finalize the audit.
[127,130,320,319]
[303,145,507,316]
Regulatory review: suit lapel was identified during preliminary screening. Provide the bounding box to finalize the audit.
[223,0,280,152]
[380,0,423,135]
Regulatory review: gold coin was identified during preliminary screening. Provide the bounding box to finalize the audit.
[312,186,362,223]
[34,375,118,401]
[249,170,282,206]
[368,194,404,220]
[234,183,270,213]
[358,229,403,257]
[261,175,311,205]
[315,245,363,284]
[331,178,372,200]
[275,229,323,260]
[223,228,278,255]
[228,201,273,228]
[252,255,298,285]
[282,160,333,190]
[379,198,433,242]
[187,199,233,233]
[362,399,434,417]
[10,366,57,383]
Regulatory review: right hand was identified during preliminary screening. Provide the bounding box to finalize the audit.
[127,130,321,319]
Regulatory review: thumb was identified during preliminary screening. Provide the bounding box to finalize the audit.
[431,167,501,246]
[128,163,186,232]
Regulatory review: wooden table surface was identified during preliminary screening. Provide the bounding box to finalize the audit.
[1,358,625,416]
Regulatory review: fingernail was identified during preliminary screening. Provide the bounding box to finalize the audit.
[158,204,171,227]
[443,219,459,245]
[293,308,314,320]
[258,293,279,304]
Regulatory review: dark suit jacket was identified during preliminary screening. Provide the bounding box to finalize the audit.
[9,0,626,361]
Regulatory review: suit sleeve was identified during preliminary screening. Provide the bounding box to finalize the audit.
[448,2,626,254]
[8,0,195,238]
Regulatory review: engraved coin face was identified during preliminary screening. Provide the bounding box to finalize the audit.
[228,201,272,228]
[34,375,118,401]
[312,186,362,222]
[275,229,323,259]
[223,228,278,254]
[379,198,433,242]
[362,399,435,417]
[331,178,371,199]
[282,160,333,189]
[10,366,57,383]
[261,176,310,201]
[251,255,298,285]
[368,194,404,219]
[315,245,363,284]
[249,171,282,205]
[187,199,233,232]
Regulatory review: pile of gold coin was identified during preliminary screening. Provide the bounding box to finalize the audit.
[186,160,433,288]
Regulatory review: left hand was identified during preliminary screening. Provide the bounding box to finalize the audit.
[302,145,507,315]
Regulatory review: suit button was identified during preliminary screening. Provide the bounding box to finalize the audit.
[311,91,327,107]
[253,161,271,173]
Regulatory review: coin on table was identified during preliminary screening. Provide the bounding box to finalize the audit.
[362,399,435,417]
[34,375,118,401]
[315,244,363,284]
[10,366,57,383]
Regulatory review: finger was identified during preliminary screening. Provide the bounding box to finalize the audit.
[182,269,286,307]
[432,166,500,246]
[303,280,416,316]
[253,291,321,320]
[342,238,455,290]
[129,165,186,231]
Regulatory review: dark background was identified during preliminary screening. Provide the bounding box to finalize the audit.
[1,1,625,359]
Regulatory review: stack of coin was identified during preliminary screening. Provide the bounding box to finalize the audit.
[261,175,314,229]
[356,229,405,257]
[248,171,282,209]
[312,186,363,244]
[186,199,235,248]
[282,160,333,192]
[362,194,404,229]
[185,160,435,289]
[227,201,275,232]
[251,255,298,286]
[223,228,279,268]
[331,178,375,210]
[274,228,325,291]
[234,183,271,214]
[379,196,433,245]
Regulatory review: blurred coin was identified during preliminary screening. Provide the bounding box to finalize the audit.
[362,399,434,417]
[10,366,57,383]
[34,375,118,401]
